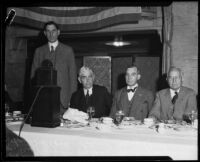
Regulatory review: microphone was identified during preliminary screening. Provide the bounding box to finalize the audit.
[19,86,44,137]
[5,9,16,26]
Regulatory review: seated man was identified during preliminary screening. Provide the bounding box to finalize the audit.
[70,66,112,118]
[109,65,154,121]
[149,66,197,121]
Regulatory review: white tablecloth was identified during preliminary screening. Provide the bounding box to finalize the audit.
[7,123,197,160]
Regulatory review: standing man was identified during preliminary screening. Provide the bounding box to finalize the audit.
[110,65,154,121]
[31,21,77,114]
[149,66,197,121]
[70,66,112,118]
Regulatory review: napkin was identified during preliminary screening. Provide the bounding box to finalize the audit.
[62,108,88,124]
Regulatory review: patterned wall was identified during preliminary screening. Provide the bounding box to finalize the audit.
[112,57,133,94]
[135,57,160,93]
[84,56,111,92]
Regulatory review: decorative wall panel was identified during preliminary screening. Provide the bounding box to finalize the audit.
[135,56,160,94]
[112,57,133,94]
[84,56,111,92]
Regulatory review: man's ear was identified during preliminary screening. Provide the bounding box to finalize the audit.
[57,29,60,36]
[44,31,46,36]
[78,77,81,83]
[137,74,141,80]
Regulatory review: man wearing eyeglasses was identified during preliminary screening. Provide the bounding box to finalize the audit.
[149,66,197,121]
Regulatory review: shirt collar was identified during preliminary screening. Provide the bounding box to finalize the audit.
[127,83,138,90]
[84,87,93,96]
[170,88,180,97]
[48,41,59,50]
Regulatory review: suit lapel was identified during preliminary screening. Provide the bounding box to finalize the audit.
[131,86,143,103]
[118,88,129,115]
[129,87,143,114]
[176,87,184,104]
[80,89,87,111]
[90,85,96,106]
[164,89,174,119]
[164,89,172,105]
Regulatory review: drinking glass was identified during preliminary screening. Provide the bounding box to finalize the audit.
[87,106,95,121]
[114,110,124,125]
[183,110,198,125]
[188,110,197,126]
[5,103,10,116]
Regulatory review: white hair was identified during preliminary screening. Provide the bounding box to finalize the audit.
[79,66,94,77]
[167,66,183,78]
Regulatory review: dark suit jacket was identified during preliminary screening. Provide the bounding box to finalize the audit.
[110,86,154,121]
[70,85,112,118]
[31,42,77,108]
[149,86,197,121]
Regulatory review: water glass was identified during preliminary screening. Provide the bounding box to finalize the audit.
[5,103,10,116]
[87,106,95,121]
[114,110,124,125]
[188,110,197,126]
[183,110,197,125]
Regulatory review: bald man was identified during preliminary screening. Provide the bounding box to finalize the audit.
[149,66,197,121]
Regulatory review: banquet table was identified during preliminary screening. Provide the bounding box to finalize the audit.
[6,121,197,160]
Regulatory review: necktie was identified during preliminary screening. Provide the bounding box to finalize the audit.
[85,90,90,107]
[51,46,54,52]
[171,91,178,104]
[127,87,137,93]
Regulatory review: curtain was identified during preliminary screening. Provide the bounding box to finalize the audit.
[8,7,141,33]
[162,5,174,74]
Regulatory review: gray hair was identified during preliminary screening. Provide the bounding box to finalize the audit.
[79,66,94,77]
[167,66,183,78]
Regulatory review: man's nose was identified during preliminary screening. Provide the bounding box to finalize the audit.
[86,77,91,82]
[50,32,54,36]
[172,78,177,83]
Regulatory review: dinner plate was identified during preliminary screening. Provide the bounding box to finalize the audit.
[6,121,23,125]
[123,117,135,121]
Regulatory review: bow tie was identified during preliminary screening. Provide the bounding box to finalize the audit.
[127,87,137,93]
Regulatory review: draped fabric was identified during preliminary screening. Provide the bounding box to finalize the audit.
[162,5,174,74]
[9,7,142,32]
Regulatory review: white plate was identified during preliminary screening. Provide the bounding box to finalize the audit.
[6,121,23,125]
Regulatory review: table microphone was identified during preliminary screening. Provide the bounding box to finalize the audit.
[18,86,44,137]
[5,9,16,26]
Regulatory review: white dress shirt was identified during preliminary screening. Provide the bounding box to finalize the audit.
[170,88,180,99]
[48,40,59,52]
[84,87,93,96]
[127,83,138,101]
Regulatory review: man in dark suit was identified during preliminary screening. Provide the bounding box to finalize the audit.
[149,66,197,121]
[31,21,77,114]
[110,65,154,121]
[70,66,112,118]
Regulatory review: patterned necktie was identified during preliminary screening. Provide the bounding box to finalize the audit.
[127,87,137,93]
[172,91,178,104]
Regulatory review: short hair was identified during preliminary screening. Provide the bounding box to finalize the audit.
[44,21,59,31]
[167,66,183,78]
[79,66,94,77]
[126,65,140,74]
